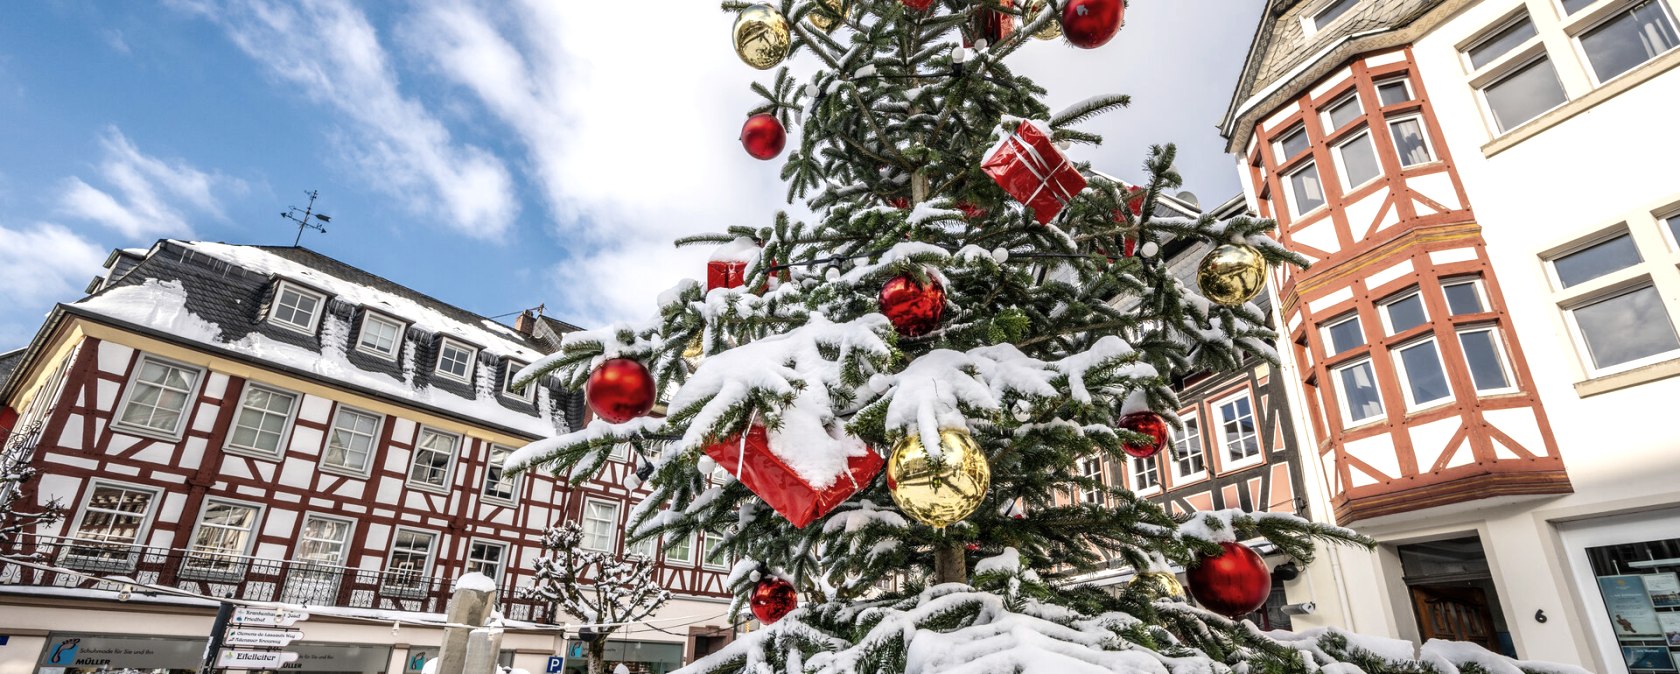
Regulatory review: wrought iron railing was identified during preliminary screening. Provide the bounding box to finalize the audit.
[1,535,553,622]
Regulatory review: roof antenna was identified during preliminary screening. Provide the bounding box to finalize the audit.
[281,189,334,246]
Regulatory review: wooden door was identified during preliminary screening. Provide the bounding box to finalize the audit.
[1411,585,1497,650]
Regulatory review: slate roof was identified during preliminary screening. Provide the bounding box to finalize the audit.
[70,241,586,436]
[0,348,23,396]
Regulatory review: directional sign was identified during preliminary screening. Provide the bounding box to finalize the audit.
[223,628,304,648]
[546,656,566,674]
[230,608,309,627]
[216,650,299,668]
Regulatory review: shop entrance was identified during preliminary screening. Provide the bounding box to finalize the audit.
[1396,536,1517,657]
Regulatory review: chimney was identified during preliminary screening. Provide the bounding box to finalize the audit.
[514,310,536,336]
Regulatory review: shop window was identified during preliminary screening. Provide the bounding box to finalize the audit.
[1576,1,1679,84]
[1584,536,1680,672]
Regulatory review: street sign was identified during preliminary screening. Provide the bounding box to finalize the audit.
[216,650,299,668]
[546,656,566,674]
[222,628,304,648]
[230,608,309,627]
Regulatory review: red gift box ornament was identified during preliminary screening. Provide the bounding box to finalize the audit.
[707,237,762,291]
[982,120,1088,224]
[703,424,885,529]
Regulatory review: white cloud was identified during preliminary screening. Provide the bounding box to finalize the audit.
[180,0,520,240]
[0,222,107,345]
[57,127,243,239]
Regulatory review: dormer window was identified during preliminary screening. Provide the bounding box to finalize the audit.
[356,312,404,360]
[268,281,325,335]
[1306,0,1360,35]
[502,360,534,402]
[436,338,477,383]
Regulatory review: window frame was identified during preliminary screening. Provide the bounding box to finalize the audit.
[1320,90,1364,134]
[1273,123,1310,162]
[111,354,204,440]
[1077,455,1107,504]
[1568,0,1680,87]
[701,531,729,571]
[1321,312,1367,356]
[61,480,162,571]
[1284,159,1327,217]
[383,527,439,595]
[466,539,510,583]
[1442,277,1491,315]
[1391,335,1456,411]
[1544,228,1643,290]
[1658,208,1680,252]
[295,512,356,567]
[1331,128,1383,192]
[1374,76,1415,107]
[222,382,300,459]
[266,280,328,335]
[1386,113,1438,167]
[1303,0,1362,35]
[321,405,385,478]
[1169,411,1208,483]
[182,498,264,579]
[1559,279,1680,375]
[1455,324,1521,395]
[407,426,461,493]
[501,360,535,402]
[581,498,621,553]
[1130,454,1162,495]
[482,444,521,504]
[355,311,406,361]
[1331,356,1387,427]
[664,530,697,566]
[1211,390,1264,471]
[1379,289,1431,337]
[435,338,478,383]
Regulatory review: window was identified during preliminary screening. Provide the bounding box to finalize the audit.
[1310,0,1361,32]
[1286,162,1326,216]
[466,540,508,582]
[297,515,352,566]
[1666,213,1680,249]
[1381,291,1429,334]
[1458,326,1517,393]
[483,444,519,502]
[1577,1,1679,84]
[702,531,728,570]
[1482,56,1569,132]
[582,500,620,552]
[225,384,297,457]
[1467,13,1540,69]
[1388,116,1435,166]
[409,428,460,490]
[1275,124,1310,159]
[1321,92,1363,132]
[1323,314,1366,355]
[1214,394,1261,465]
[1394,338,1453,407]
[65,483,157,567]
[627,533,657,560]
[436,339,476,382]
[1170,413,1206,480]
[1375,77,1413,106]
[184,500,261,576]
[268,282,325,334]
[324,407,382,474]
[1566,285,1680,371]
[1560,0,1595,13]
[502,361,534,401]
[665,531,696,565]
[1333,131,1382,190]
[1131,454,1161,492]
[115,356,201,436]
[385,529,437,591]
[357,313,404,359]
[1551,233,1643,289]
[1443,278,1488,315]
[1333,358,1386,424]
[1078,456,1106,504]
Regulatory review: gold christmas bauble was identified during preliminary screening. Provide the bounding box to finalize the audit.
[1196,243,1268,306]
[886,429,991,529]
[682,335,705,372]
[808,0,849,32]
[1024,0,1062,40]
[734,5,792,70]
[1129,571,1186,602]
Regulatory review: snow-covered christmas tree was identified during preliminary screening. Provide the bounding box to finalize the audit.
[508,2,1584,673]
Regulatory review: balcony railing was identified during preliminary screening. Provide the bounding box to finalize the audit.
[1,536,553,622]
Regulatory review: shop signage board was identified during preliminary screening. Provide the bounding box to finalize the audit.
[39,633,208,669]
[223,628,305,648]
[547,656,566,674]
[217,649,300,668]
[231,607,310,627]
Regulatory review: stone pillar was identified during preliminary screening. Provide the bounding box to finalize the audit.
[437,582,494,674]
[463,626,504,674]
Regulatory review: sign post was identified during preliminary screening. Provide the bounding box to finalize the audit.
[215,650,300,669]
[199,602,234,674]
[546,656,566,674]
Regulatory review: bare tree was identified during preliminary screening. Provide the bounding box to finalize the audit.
[1,422,62,555]
[522,523,671,674]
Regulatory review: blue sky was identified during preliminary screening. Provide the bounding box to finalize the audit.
[0,0,1262,347]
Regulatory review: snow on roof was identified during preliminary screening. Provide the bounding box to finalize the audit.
[180,241,543,361]
[75,279,563,438]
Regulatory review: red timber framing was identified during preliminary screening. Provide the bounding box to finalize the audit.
[1242,48,1569,524]
[14,325,730,616]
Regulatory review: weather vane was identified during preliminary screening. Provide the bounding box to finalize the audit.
[280,190,334,246]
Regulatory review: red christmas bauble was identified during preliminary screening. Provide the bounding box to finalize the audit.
[902,0,935,10]
[750,576,799,624]
[1185,542,1272,618]
[741,114,787,161]
[965,542,981,552]
[1061,0,1124,49]
[879,274,946,337]
[1117,411,1168,458]
[957,201,988,220]
[585,358,656,424]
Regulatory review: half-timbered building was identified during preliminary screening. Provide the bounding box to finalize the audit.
[0,241,734,674]
[1220,0,1680,670]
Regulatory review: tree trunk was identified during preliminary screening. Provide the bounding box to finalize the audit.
[933,541,967,585]
[587,637,607,674]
